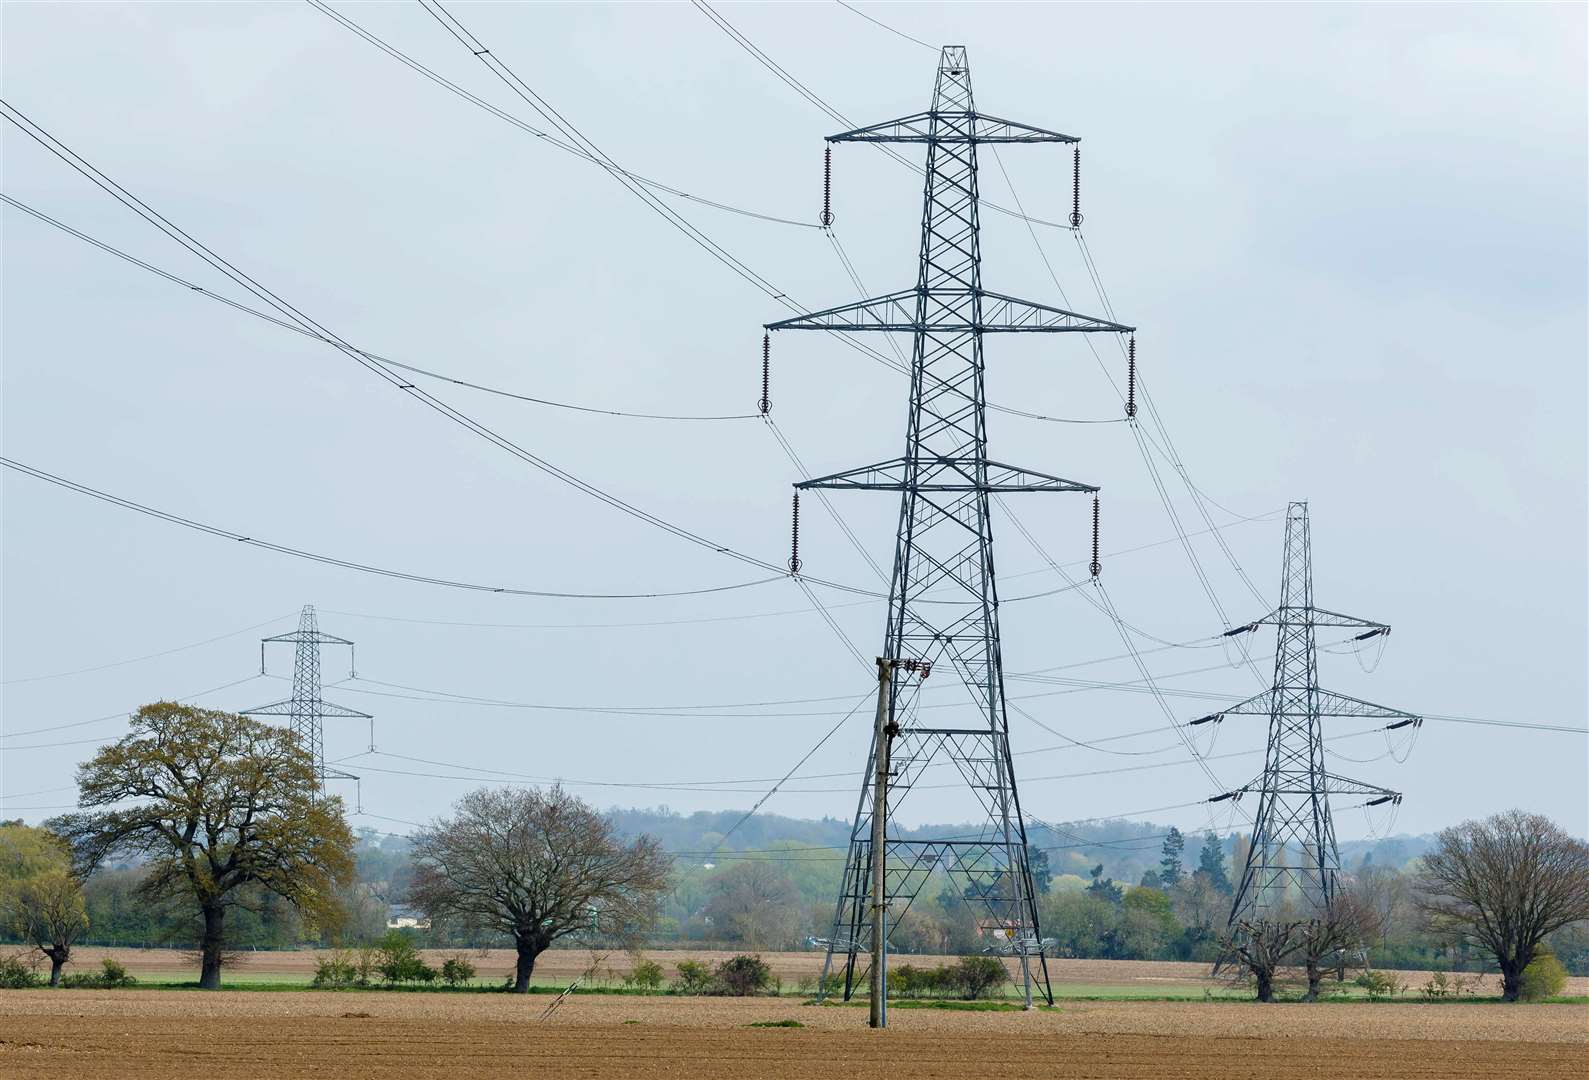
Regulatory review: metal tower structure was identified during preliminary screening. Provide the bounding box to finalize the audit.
[768,46,1131,1007]
[1201,502,1420,935]
[244,604,369,795]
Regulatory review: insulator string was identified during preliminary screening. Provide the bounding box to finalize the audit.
[1090,495,1101,577]
[820,145,834,228]
[1069,144,1083,229]
[759,333,771,415]
[789,490,803,574]
[1126,335,1138,419]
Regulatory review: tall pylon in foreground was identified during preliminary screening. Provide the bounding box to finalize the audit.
[768,46,1131,1007]
[1202,502,1421,938]
[244,605,369,796]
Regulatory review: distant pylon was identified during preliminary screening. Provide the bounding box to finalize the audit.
[1199,502,1421,938]
[243,605,369,795]
[769,46,1131,1008]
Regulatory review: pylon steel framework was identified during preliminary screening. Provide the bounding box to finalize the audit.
[768,46,1131,1007]
[243,604,369,795]
[1203,502,1421,938]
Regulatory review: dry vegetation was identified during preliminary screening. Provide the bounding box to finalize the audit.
[0,989,1584,1079]
[63,946,1589,997]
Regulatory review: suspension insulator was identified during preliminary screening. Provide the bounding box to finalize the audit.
[1089,495,1101,577]
[1125,335,1138,419]
[1069,144,1084,228]
[759,333,771,415]
[820,145,834,228]
[788,490,803,574]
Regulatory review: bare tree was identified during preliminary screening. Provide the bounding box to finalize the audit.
[1221,918,1305,1002]
[1354,864,1410,953]
[704,861,800,949]
[52,703,355,989]
[1418,810,1589,1002]
[1297,893,1373,1001]
[408,786,671,993]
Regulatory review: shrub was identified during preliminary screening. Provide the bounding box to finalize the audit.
[715,954,774,996]
[377,931,435,986]
[99,958,136,989]
[1355,970,1399,1001]
[623,958,665,992]
[1520,951,1569,1002]
[440,956,477,988]
[60,958,138,990]
[952,955,1006,1000]
[672,959,715,995]
[312,951,359,990]
[0,954,42,989]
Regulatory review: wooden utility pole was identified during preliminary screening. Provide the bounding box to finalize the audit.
[869,657,895,1029]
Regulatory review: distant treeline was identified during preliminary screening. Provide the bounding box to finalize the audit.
[16,808,1583,975]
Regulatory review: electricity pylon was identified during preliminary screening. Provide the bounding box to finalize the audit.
[243,604,369,796]
[768,46,1131,1008]
[1199,502,1420,939]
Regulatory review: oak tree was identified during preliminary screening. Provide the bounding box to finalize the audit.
[53,703,355,989]
[408,786,671,993]
[1418,810,1589,1001]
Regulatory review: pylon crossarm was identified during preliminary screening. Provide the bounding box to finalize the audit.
[1253,605,1389,634]
[828,110,1077,144]
[261,629,355,647]
[242,697,371,721]
[1320,772,1402,801]
[1195,688,1276,720]
[1312,689,1420,723]
[765,288,1129,334]
[796,456,1095,493]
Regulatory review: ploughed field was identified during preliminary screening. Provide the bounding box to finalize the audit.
[2,990,1585,1079]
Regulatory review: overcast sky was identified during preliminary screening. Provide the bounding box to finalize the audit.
[3,2,1585,844]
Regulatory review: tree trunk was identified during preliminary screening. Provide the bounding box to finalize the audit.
[512,938,542,994]
[1304,961,1322,1002]
[199,904,226,990]
[1500,960,1522,1003]
[46,950,65,987]
[1255,968,1275,1003]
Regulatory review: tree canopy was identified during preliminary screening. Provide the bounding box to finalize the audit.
[408,785,671,992]
[1418,809,1589,1001]
[51,702,355,988]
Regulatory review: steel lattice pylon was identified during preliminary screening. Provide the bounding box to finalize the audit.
[768,46,1131,1007]
[243,604,369,795]
[1207,502,1420,939]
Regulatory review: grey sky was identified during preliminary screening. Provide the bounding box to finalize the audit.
[3,2,1585,843]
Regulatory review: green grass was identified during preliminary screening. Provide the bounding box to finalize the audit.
[747,1019,805,1027]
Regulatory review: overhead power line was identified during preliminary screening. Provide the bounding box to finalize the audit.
[308,0,819,229]
[1,612,294,685]
[0,456,792,600]
[0,100,875,597]
[1,194,756,422]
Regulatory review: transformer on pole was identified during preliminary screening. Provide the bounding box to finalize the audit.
[1202,502,1421,947]
[243,604,369,796]
[768,46,1131,1008]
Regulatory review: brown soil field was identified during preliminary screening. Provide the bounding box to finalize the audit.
[68,945,1589,996]
[0,990,1584,1079]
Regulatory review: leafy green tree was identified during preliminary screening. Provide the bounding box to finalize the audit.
[0,822,88,984]
[1085,864,1123,905]
[52,703,356,988]
[1158,828,1185,889]
[1120,886,1178,959]
[1197,832,1231,893]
